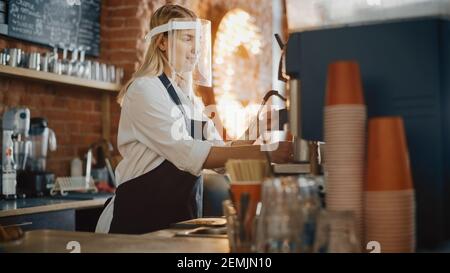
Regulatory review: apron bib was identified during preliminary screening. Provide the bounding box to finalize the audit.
[108,74,207,234]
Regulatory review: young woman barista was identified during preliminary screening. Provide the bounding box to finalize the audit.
[96,4,293,234]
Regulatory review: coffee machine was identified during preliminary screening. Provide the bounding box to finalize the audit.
[283,2,450,248]
[1,107,31,200]
[17,118,57,197]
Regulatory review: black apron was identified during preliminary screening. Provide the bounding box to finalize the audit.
[107,73,207,234]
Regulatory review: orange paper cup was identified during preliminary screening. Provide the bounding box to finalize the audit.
[366,117,413,191]
[230,182,262,215]
[325,61,365,106]
[229,182,262,240]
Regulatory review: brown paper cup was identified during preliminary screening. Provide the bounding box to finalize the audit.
[366,117,413,191]
[325,61,365,106]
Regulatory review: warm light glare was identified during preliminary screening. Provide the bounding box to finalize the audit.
[213,9,264,139]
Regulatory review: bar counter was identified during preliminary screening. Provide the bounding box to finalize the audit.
[1,227,229,253]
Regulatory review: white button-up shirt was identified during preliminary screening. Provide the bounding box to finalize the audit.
[96,75,224,233]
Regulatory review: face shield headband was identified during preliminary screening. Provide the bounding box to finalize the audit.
[145,19,212,87]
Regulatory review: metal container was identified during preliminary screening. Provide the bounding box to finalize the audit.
[28,52,41,71]
[116,67,124,84]
[8,48,22,67]
[107,65,116,83]
[13,140,31,171]
[20,52,29,68]
[41,53,49,72]
[83,60,92,80]
[100,63,107,82]
[92,61,101,81]
[0,50,9,65]
[52,60,62,75]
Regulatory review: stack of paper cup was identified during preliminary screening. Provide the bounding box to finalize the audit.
[365,117,416,253]
[323,61,366,245]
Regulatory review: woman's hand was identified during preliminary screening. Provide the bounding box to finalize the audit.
[267,141,294,164]
[203,141,293,169]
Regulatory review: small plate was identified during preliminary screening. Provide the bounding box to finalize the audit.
[170,217,227,229]
[175,227,228,239]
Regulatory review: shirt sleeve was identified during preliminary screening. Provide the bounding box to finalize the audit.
[123,78,212,176]
[191,95,226,147]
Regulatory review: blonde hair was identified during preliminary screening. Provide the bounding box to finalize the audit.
[117,4,197,105]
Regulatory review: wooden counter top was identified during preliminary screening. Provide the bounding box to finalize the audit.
[0,199,107,218]
[1,228,229,253]
[0,194,112,218]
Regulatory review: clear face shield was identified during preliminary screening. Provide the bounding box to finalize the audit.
[145,18,212,88]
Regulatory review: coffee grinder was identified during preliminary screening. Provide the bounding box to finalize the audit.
[17,118,57,197]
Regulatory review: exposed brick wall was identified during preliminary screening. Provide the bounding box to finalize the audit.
[0,1,118,177]
[0,78,103,176]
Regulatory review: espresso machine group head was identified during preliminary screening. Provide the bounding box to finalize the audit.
[269,35,320,176]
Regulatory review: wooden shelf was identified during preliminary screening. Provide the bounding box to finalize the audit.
[0,65,121,92]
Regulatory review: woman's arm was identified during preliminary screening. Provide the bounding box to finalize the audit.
[203,142,293,169]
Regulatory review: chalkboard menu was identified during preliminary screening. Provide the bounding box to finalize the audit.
[7,0,100,56]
